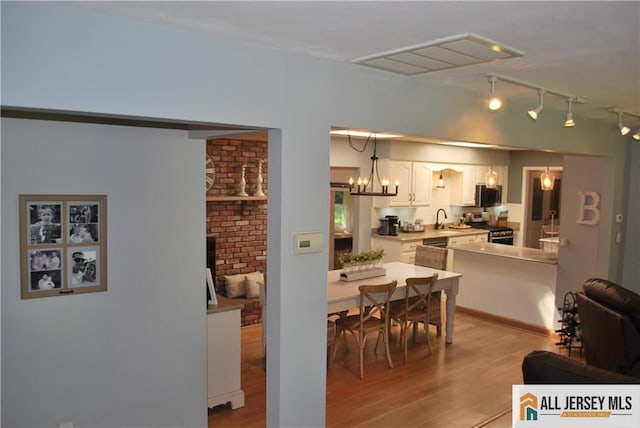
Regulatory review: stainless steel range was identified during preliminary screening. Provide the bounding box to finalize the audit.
[470,223,514,245]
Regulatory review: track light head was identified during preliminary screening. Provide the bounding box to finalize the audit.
[618,112,631,136]
[564,97,575,127]
[633,129,640,141]
[564,113,575,128]
[528,90,545,120]
[487,75,502,112]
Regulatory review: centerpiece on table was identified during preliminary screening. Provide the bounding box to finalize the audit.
[339,249,386,281]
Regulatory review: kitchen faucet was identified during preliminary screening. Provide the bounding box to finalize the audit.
[435,209,448,230]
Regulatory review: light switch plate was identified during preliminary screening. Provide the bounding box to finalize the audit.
[294,232,323,255]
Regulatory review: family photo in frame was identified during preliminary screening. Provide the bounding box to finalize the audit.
[20,195,107,299]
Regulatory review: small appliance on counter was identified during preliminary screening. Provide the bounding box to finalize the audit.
[400,219,425,233]
[378,215,399,236]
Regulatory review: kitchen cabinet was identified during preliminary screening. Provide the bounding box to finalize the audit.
[371,236,423,264]
[448,232,488,246]
[372,230,489,265]
[449,165,478,206]
[374,161,432,207]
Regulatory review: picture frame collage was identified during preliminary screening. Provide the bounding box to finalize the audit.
[20,194,107,299]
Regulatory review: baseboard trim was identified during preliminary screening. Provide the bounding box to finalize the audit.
[456,306,559,340]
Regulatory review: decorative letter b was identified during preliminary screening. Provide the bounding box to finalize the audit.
[577,191,600,225]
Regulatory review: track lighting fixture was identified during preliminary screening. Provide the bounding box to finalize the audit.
[564,97,575,127]
[487,75,502,111]
[607,107,640,138]
[528,90,545,120]
[617,112,631,136]
[485,74,586,127]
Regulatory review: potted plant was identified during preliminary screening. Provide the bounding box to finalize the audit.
[339,249,384,272]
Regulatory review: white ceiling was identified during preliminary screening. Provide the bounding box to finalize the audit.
[66,1,640,125]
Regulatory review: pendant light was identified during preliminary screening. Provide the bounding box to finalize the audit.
[485,166,498,189]
[436,171,445,188]
[540,166,555,191]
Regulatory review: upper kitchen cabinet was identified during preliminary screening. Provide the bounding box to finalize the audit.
[374,160,432,207]
[448,165,477,206]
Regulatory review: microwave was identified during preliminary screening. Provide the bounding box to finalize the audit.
[475,184,502,207]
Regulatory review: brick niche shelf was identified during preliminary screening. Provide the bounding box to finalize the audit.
[206,138,267,326]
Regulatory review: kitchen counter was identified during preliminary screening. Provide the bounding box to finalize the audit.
[451,242,559,332]
[373,227,488,241]
[450,242,558,265]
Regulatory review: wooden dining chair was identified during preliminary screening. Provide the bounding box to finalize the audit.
[389,274,439,363]
[414,245,448,336]
[330,280,398,379]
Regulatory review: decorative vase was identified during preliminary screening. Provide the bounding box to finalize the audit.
[253,159,265,197]
[238,165,249,196]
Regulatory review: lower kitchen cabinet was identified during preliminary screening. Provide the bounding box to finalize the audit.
[371,236,423,264]
[448,232,488,246]
[372,231,489,265]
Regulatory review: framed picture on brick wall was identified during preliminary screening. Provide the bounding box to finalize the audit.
[20,194,107,299]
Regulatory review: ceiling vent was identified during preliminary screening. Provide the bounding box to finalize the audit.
[352,33,524,76]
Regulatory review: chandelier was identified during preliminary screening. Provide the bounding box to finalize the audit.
[347,134,398,197]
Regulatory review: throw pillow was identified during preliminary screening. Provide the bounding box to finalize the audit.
[224,274,247,298]
[245,271,264,299]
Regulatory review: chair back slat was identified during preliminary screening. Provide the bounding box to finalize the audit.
[358,281,397,323]
[405,275,438,312]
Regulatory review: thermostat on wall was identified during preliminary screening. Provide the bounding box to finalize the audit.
[294,232,323,255]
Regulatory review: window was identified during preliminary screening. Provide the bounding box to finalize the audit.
[333,191,352,233]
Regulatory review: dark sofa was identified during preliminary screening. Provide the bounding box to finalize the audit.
[522,350,639,384]
[576,278,640,377]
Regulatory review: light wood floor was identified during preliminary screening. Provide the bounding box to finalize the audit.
[208,312,580,427]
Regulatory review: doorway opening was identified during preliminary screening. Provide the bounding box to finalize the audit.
[330,167,358,270]
[522,167,563,248]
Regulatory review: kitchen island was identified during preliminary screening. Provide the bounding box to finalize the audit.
[450,242,559,333]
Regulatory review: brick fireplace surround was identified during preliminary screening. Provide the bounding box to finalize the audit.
[206,138,267,326]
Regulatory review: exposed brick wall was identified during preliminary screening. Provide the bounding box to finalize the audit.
[206,139,267,326]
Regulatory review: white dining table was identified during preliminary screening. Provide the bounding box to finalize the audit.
[327,261,462,344]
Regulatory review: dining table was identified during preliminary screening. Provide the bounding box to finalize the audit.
[327,261,463,344]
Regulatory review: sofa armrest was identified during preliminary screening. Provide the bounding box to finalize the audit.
[522,350,639,384]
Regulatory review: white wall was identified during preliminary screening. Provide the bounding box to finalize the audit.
[1,119,206,427]
[555,155,616,306]
[622,143,640,294]
[1,2,637,427]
